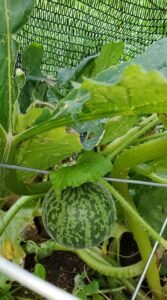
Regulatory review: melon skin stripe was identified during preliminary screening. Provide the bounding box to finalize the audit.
[42,182,117,249]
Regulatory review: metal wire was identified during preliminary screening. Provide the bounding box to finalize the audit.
[1,163,167,188]
[131,216,167,300]
[0,254,78,300]
[0,163,49,174]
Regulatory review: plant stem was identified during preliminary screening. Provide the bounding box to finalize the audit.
[100,179,167,248]
[100,179,164,300]
[0,195,41,235]
[52,243,144,279]
[103,114,159,159]
[136,130,167,144]
[110,136,167,300]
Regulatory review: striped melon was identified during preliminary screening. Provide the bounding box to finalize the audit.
[42,182,116,249]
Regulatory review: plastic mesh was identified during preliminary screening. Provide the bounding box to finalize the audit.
[16,0,167,75]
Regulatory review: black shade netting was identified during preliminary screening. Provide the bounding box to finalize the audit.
[16,0,167,75]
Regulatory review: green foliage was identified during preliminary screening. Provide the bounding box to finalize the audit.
[73,273,100,300]
[81,66,167,116]
[0,0,35,131]
[92,42,124,76]
[50,151,112,193]
[0,198,40,264]
[16,126,82,183]
[22,43,43,76]
[57,41,124,89]
[0,5,167,297]
[134,186,167,237]
[100,115,137,145]
[33,263,46,280]
[96,37,167,83]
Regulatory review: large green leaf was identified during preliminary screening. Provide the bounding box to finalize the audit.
[0,38,18,131]
[56,41,123,91]
[100,116,137,145]
[0,0,34,35]
[15,126,82,182]
[92,42,124,76]
[16,64,167,145]
[134,186,167,238]
[96,38,167,84]
[19,43,55,113]
[15,107,52,133]
[80,65,167,117]
[22,43,43,76]
[0,0,35,131]
[50,151,112,192]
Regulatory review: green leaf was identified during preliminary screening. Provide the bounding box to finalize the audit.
[50,151,112,192]
[0,38,18,131]
[57,54,97,87]
[57,41,123,89]
[22,43,43,76]
[77,290,87,300]
[26,240,56,260]
[73,120,105,150]
[0,198,39,264]
[0,126,6,160]
[0,0,35,131]
[15,107,51,133]
[92,42,124,76]
[81,65,167,117]
[15,126,82,182]
[34,263,46,280]
[134,186,167,237]
[0,1,34,35]
[19,80,48,113]
[96,37,167,84]
[135,158,167,183]
[100,116,137,145]
[19,44,47,112]
[85,281,99,295]
[15,64,167,146]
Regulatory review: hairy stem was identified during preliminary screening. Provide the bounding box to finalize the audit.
[110,136,167,300]
[103,114,159,159]
[0,194,41,235]
[52,243,144,279]
[100,179,167,248]
[100,179,164,300]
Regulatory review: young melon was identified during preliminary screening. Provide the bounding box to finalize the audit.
[42,182,117,249]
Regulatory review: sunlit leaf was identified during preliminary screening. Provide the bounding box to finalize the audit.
[100,116,137,145]
[92,42,124,76]
[15,107,51,133]
[96,37,167,84]
[50,151,112,192]
[81,66,167,117]
[15,127,82,182]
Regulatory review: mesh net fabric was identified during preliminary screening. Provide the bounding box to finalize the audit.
[16,0,167,75]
